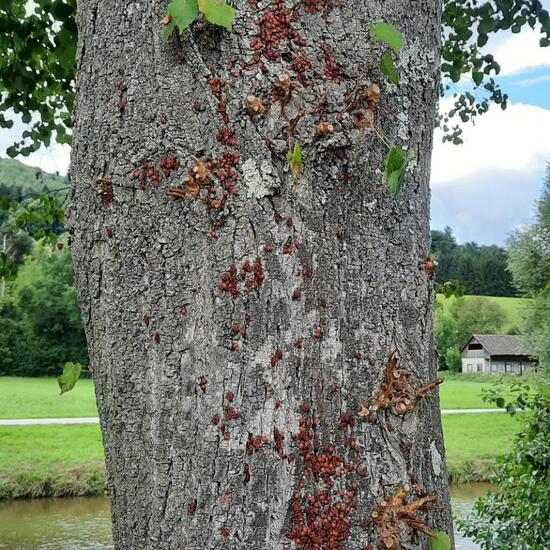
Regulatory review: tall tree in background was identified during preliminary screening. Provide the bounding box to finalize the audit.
[431,227,515,297]
[507,165,550,366]
[460,166,550,550]
[65,1,453,548]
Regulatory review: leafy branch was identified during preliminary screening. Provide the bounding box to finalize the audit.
[370,22,404,85]
[368,22,415,197]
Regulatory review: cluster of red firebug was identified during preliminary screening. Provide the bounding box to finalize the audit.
[219,258,266,297]
[320,43,345,84]
[303,0,341,17]
[132,155,180,190]
[204,76,241,228]
[287,405,359,549]
[247,0,302,67]
[246,434,266,454]
[271,348,284,367]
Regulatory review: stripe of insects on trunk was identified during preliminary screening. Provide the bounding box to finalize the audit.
[287,403,362,547]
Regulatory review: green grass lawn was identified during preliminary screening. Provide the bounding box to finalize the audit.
[0,374,523,418]
[0,416,517,470]
[0,412,521,496]
[0,425,104,469]
[0,377,98,419]
[442,412,521,481]
[439,378,496,409]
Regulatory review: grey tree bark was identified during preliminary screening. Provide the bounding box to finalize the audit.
[68,0,452,548]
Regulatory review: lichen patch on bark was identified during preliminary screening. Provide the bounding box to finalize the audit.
[241,158,279,199]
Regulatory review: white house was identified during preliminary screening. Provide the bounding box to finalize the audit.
[461,334,538,375]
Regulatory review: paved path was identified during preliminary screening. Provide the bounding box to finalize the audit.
[0,409,508,426]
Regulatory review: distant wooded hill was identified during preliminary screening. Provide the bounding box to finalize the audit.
[0,158,68,201]
[431,227,516,297]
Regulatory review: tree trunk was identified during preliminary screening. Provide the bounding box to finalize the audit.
[68,0,452,548]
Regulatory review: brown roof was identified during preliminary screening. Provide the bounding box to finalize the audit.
[462,334,536,357]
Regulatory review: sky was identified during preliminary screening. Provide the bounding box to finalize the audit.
[1,13,550,247]
[432,23,550,246]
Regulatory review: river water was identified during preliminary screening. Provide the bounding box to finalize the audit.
[0,484,493,549]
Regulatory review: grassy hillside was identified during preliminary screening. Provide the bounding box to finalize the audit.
[436,294,530,332]
[0,158,68,199]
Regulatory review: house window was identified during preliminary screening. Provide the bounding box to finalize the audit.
[477,363,483,372]
[491,363,497,372]
[505,363,513,374]
[467,363,473,372]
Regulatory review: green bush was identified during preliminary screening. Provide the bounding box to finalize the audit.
[458,381,550,549]
[444,345,461,372]
[0,246,88,377]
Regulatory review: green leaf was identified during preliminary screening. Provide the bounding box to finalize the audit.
[430,531,451,550]
[198,0,236,30]
[287,144,303,179]
[167,0,198,33]
[472,71,484,86]
[57,362,82,395]
[369,22,404,53]
[163,19,177,42]
[380,53,399,85]
[382,146,415,197]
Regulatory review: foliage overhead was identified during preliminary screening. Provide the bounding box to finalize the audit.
[0,1,548,155]
[440,0,550,144]
[15,195,65,247]
[0,0,75,157]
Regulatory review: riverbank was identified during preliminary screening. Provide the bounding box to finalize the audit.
[0,412,521,499]
[0,484,493,549]
[0,424,105,499]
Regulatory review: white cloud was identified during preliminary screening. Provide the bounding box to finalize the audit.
[431,99,550,185]
[490,29,550,76]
